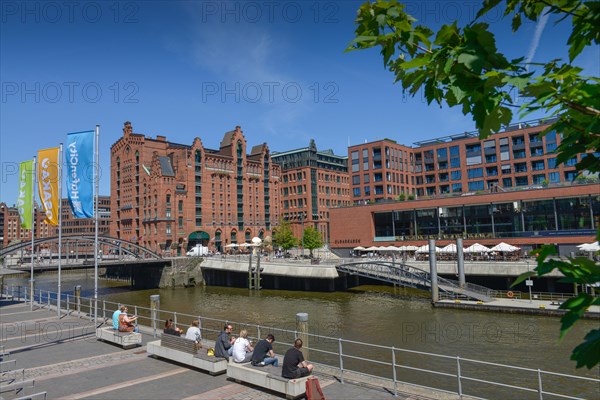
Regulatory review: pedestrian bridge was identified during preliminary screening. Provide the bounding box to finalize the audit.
[0,235,162,261]
[335,261,495,302]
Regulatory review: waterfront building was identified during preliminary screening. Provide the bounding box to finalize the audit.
[335,118,599,255]
[110,122,281,255]
[271,139,351,244]
[0,198,111,249]
[59,197,111,236]
[349,118,585,203]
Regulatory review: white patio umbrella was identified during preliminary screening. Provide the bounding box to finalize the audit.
[578,242,600,252]
[224,243,239,248]
[385,245,401,251]
[365,246,380,251]
[440,243,458,253]
[404,245,418,251]
[490,242,520,252]
[415,244,442,253]
[353,246,366,251]
[464,243,492,253]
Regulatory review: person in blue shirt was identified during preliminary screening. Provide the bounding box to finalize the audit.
[112,305,125,330]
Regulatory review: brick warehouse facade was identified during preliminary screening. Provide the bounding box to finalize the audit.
[271,139,351,245]
[110,122,281,256]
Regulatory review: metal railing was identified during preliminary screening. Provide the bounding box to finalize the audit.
[1,284,598,400]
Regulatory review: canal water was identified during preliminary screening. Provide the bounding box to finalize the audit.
[5,271,599,398]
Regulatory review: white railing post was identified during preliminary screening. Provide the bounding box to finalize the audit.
[391,347,397,397]
[47,290,50,308]
[456,356,463,398]
[538,369,543,400]
[338,338,344,384]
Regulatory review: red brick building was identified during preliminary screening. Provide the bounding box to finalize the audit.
[110,122,281,255]
[330,183,599,256]
[0,197,110,248]
[349,119,581,204]
[271,139,350,244]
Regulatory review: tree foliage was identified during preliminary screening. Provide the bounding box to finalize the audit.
[272,219,298,251]
[348,0,600,368]
[302,227,324,258]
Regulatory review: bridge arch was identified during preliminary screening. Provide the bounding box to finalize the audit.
[0,235,162,260]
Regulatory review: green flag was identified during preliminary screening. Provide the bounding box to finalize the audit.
[17,160,34,229]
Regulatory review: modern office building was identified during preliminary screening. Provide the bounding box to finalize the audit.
[271,139,351,244]
[110,122,281,255]
[349,118,584,204]
[335,118,599,254]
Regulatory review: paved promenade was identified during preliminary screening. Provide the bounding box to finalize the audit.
[0,299,466,400]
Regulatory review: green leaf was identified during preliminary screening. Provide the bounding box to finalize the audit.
[571,329,600,369]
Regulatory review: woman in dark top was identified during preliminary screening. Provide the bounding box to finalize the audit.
[163,319,182,336]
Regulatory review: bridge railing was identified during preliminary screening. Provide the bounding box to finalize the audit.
[2,284,598,400]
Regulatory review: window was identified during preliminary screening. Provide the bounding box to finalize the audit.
[531,160,545,171]
[485,154,497,163]
[450,157,461,168]
[363,174,370,183]
[549,172,560,183]
[352,175,360,185]
[364,186,371,196]
[564,171,577,181]
[502,177,513,187]
[515,176,529,186]
[451,170,462,181]
[468,181,484,191]
[565,157,578,167]
[486,166,498,176]
[353,188,361,197]
[178,200,183,212]
[501,164,511,174]
[547,158,557,169]
[178,216,183,228]
[533,174,546,184]
[166,224,171,234]
[467,168,483,179]
[166,194,171,205]
[351,151,359,172]
[515,162,527,173]
[530,148,544,157]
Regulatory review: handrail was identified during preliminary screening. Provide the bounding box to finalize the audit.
[2,284,598,400]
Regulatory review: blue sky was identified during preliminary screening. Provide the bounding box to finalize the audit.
[1,0,598,204]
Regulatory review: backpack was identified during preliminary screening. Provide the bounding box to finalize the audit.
[305,377,326,400]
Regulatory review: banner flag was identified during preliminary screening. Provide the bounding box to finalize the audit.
[66,130,95,218]
[17,160,34,229]
[37,147,60,225]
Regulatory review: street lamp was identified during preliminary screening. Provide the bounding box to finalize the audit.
[300,212,305,258]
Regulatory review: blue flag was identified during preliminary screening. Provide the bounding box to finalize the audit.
[66,130,95,218]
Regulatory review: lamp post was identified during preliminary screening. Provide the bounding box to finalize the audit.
[301,212,305,258]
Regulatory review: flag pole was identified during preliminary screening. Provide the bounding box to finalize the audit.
[30,156,36,311]
[94,125,99,325]
[57,144,63,318]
